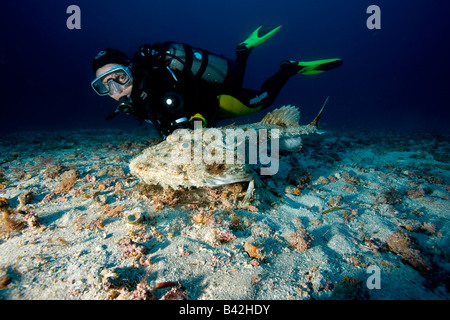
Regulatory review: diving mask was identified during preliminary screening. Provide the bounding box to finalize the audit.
[91,66,132,96]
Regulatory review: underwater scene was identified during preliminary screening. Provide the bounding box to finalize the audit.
[0,0,449,304]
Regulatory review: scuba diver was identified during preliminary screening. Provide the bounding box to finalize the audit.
[91,25,342,139]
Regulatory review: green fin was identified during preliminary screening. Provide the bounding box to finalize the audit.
[283,58,343,75]
[237,25,282,51]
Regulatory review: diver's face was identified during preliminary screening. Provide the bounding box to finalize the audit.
[95,63,133,101]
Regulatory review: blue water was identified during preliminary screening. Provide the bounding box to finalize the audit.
[1,0,449,133]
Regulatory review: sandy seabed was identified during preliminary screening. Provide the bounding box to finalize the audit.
[0,127,448,300]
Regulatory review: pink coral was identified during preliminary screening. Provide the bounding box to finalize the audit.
[213,228,236,243]
[119,238,148,258]
[160,287,186,300]
[130,281,155,300]
[288,227,312,251]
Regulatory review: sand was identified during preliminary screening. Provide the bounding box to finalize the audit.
[0,127,448,300]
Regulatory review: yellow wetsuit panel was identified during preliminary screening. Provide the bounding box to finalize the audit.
[217,94,262,119]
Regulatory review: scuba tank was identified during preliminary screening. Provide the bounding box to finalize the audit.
[163,42,229,84]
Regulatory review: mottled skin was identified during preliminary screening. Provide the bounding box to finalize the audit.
[130,105,323,189]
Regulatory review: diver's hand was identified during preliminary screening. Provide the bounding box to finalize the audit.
[171,117,192,130]
[189,113,207,128]
[189,117,206,129]
[170,114,206,131]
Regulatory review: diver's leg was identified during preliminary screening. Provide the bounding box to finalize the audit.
[235,48,251,67]
[234,25,282,85]
[233,52,251,88]
[256,58,343,109]
[257,66,297,109]
[280,58,343,75]
[221,65,297,111]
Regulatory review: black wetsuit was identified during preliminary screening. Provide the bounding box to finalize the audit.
[128,42,297,138]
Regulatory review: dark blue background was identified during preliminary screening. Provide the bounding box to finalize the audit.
[1,0,449,133]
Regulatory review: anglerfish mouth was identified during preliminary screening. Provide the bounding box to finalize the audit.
[201,173,253,187]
